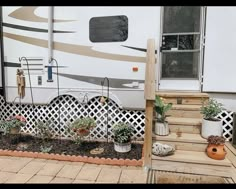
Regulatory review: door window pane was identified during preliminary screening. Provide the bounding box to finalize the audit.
[179,34,200,50]
[161,52,199,78]
[163,6,201,33]
[162,35,178,50]
[162,34,200,50]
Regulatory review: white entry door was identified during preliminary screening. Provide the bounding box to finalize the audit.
[158,6,204,91]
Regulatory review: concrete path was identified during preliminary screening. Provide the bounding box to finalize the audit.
[0,156,147,183]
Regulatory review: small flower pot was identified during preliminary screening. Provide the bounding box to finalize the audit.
[155,121,169,136]
[10,127,20,134]
[76,128,90,136]
[114,142,131,153]
[201,119,222,139]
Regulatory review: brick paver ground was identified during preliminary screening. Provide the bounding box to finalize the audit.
[0,156,147,183]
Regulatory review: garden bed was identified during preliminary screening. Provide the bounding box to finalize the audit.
[0,133,143,166]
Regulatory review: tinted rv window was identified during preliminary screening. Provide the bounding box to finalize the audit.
[89,15,128,42]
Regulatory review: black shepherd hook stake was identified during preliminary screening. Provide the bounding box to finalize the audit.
[49,58,61,142]
[19,57,35,117]
[101,77,109,143]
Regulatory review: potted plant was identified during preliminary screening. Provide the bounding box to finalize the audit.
[154,95,173,136]
[206,135,227,160]
[71,117,96,137]
[111,122,134,153]
[0,115,26,135]
[200,98,223,139]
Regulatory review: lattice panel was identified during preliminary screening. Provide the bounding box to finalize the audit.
[216,110,234,141]
[0,95,145,141]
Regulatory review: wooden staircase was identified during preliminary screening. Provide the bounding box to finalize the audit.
[151,92,233,169]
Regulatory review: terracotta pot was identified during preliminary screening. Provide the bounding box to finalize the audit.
[10,127,20,134]
[76,128,90,136]
[206,144,227,160]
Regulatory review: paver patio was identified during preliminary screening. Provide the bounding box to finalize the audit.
[0,156,147,183]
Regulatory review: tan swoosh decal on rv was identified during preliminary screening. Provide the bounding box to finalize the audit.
[9,7,75,23]
[3,32,146,63]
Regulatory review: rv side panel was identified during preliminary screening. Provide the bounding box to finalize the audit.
[203,7,236,93]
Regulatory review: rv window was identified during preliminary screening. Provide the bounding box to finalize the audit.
[163,6,200,33]
[89,15,128,42]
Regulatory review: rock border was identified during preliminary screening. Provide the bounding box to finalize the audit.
[0,149,144,166]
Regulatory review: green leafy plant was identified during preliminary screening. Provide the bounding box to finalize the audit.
[111,122,134,143]
[72,135,82,145]
[154,95,173,123]
[0,115,26,135]
[40,145,53,153]
[35,120,53,141]
[71,117,96,136]
[200,98,223,121]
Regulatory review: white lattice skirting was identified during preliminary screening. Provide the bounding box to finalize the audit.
[0,95,234,142]
[216,110,234,141]
[0,95,145,141]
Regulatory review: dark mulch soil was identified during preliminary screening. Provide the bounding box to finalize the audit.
[0,134,143,160]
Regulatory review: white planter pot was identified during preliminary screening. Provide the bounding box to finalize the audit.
[201,119,223,139]
[114,142,131,153]
[155,122,169,136]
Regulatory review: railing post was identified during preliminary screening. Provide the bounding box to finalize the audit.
[143,39,156,168]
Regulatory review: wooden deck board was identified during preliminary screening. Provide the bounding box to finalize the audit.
[152,132,207,144]
[151,160,234,178]
[166,117,202,126]
[152,150,231,167]
[155,91,209,98]
[171,104,202,111]
[225,142,236,168]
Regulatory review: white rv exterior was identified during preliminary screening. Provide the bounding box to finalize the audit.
[1,6,236,111]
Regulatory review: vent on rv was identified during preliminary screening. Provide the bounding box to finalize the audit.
[21,57,45,75]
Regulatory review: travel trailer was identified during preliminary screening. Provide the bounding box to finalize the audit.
[0,6,236,112]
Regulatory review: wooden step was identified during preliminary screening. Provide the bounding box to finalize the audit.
[153,132,206,143]
[151,160,235,178]
[152,133,207,152]
[162,97,207,105]
[155,92,209,105]
[155,91,209,98]
[169,124,200,134]
[171,104,202,111]
[152,150,232,167]
[166,117,202,126]
[166,104,203,118]
[225,142,236,168]
[153,140,206,152]
[167,110,202,118]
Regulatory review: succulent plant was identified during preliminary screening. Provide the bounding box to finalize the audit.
[207,135,225,145]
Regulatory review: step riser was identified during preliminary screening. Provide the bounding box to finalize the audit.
[159,97,208,105]
[167,118,202,126]
[167,110,203,118]
[154,140,207,152]
[169,125,201,134]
